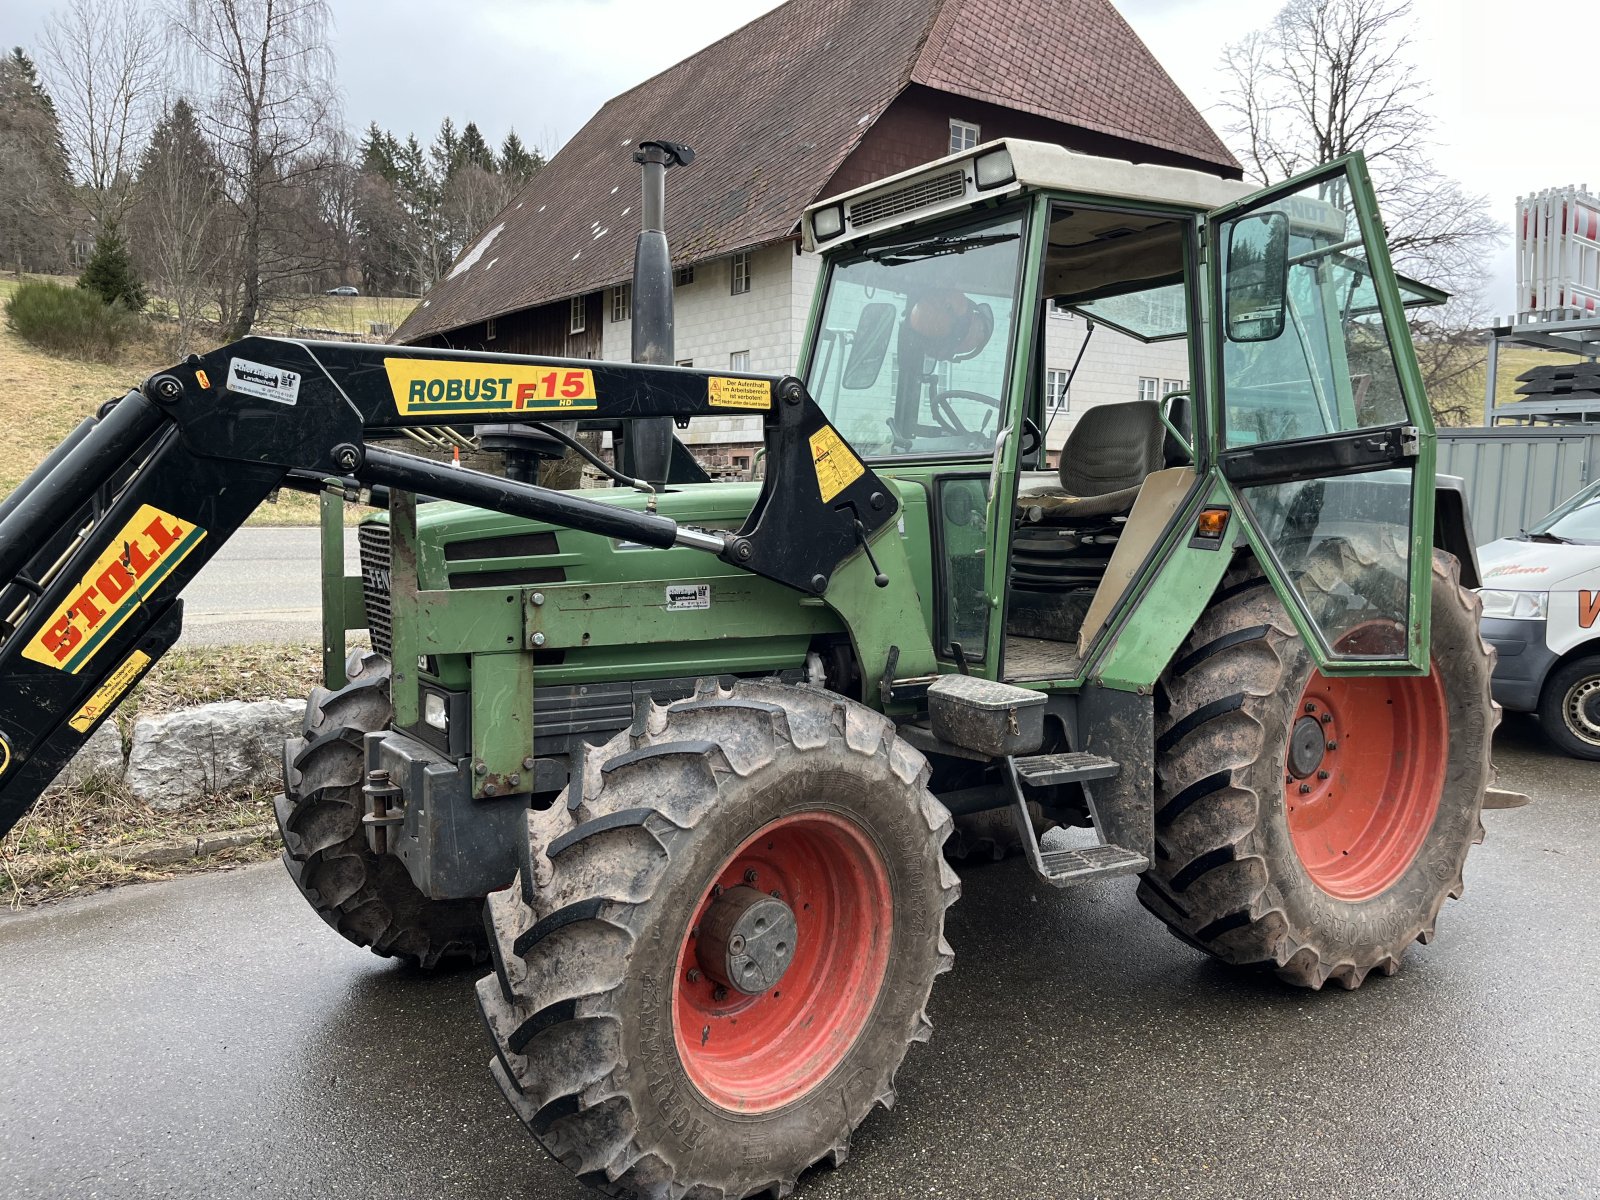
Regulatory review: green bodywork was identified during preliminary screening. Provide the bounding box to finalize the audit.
[320,150,1443,790]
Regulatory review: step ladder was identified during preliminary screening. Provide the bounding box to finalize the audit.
[1005,752,1148,887]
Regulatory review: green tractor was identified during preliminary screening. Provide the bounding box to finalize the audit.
[0,138,1506,1198]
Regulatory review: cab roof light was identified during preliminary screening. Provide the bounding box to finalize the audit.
[812,204,845,242]
[974,148,1015,190]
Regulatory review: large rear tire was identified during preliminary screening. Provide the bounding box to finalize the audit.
[1137,551,1495,990]
[276,652,489,967]
[476,679,959,1199]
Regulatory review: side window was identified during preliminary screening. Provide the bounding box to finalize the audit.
[1218,175,1409,448]
[936,477,990,661]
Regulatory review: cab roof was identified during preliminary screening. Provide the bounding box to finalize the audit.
[803,138,1255,251]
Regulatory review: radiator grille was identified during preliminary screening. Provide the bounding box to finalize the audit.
[848,170,966,228]
[357,523,393,657]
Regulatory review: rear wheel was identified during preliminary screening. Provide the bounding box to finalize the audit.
[1537,654,1600,760]
[1137,551,1495,989]
[477,680,958,1199]
[275,651,488,967]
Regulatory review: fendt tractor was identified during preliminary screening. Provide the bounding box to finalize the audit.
[0,139,1518,1197]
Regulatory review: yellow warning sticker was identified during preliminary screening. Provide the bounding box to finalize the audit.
[385,358,598,417]
[69,649,151,733]
[0,733,10,779]
[809,425,865,503]
[23,505,206,675]
[707,376,772,411]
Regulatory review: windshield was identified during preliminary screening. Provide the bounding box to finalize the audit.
[805,213,1023,458]
[1535,480,1600,543]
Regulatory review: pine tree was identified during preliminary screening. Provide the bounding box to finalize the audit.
[430,116,459,181]
[458,121,494,174]
[499,129,542,183]
[78,224,147,310]
[0,46,75,272]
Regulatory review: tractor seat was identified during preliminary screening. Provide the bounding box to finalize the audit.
[1019,400,1166,524]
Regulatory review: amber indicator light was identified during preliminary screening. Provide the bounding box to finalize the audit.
[1194,507,1231,540]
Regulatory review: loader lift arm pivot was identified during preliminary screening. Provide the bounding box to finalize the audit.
[0,337,898,837]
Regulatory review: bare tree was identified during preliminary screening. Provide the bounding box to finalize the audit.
[128,96,226,353]
[168,0,339,338]
[1216,0,1503,419]
[40,0,167,228]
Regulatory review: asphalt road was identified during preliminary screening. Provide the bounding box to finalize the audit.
[1,715,1595,1200]
[179,527,358,647]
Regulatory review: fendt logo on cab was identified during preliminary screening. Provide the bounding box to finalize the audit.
[384,358,598,417]
[23,505,206,674]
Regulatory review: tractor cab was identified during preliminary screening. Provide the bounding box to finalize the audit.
[801,139,1445,688]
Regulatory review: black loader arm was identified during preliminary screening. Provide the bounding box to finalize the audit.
[0,337,896,836]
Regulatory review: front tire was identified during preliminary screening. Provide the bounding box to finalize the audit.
[1537,653,1600,760]
[276,651,489,967]
[476,679,959,1199]
[1137,551,1495,990]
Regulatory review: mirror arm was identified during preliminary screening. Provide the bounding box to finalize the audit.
[1287,235,1363,267]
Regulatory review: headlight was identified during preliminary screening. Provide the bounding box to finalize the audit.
[811,204,844,241]
[422,691,449,732]
[1478,589,1548,620]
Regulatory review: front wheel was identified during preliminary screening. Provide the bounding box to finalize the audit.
[1137,551,1495,990]
[1537,654,1600,760]
[477,680,959,1199]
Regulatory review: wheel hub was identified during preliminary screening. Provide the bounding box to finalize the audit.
[1287,714,1328,778]
[696,885,797,996]
[1566,676,1600,744]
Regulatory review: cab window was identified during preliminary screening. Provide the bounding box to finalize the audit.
[805,214,1024,458]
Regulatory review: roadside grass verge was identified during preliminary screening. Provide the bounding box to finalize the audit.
[0,643,333,908]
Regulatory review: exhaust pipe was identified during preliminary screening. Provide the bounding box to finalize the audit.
[622,139,695,487]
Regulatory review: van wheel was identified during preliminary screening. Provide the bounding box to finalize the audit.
[1537,654,1600,760]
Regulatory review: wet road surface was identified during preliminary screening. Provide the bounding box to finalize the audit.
[1,714,1596,1199]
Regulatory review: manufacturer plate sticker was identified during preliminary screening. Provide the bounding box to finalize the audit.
[808,425,864,503]
[228,357,301,405]
[385,358,598,416]
[665,583,711,611]
[708,376,772,410]
[69,649,151,732]
[24,505,206,674]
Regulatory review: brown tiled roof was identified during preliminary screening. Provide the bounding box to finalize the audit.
[397,0,1236,344]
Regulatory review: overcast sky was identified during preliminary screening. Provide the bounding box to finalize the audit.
[1,0,1580,308]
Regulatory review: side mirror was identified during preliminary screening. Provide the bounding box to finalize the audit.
[1224,211,1289,343]
[842,302,896,389]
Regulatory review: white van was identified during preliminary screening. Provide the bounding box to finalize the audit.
[1478,478,1600,758]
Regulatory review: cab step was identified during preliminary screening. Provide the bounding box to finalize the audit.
[1012,751,1120,788]
[1004,753,1147,888]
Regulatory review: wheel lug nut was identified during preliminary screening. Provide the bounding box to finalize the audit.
[687,968,702,984]
[744,868,759,884]
[711,884,723,899]
[1317,770,1330,780]
[1305,702,1316,713]
[712,986,728,1002]
[770,889,781,899]
[1326,740,1338,750]
[1320,713,1333,724]
[1299,783,1312,794]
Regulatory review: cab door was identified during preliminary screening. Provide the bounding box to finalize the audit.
[1205,154,1435,671]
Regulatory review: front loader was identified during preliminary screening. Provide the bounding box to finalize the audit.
[0,139,1513,1198]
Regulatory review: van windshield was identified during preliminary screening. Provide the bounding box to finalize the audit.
[806,214,1024,458]
[1534,480,1600,544]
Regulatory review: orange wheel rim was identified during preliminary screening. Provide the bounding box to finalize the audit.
[671,812,892,1113]
[1283,655,1448,901]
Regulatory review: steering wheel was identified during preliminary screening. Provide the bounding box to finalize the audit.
[929,388,1003,441]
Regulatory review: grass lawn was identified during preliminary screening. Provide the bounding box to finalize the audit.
[0,642,334,907]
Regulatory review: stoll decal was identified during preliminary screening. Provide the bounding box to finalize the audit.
[23,504,205,674]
